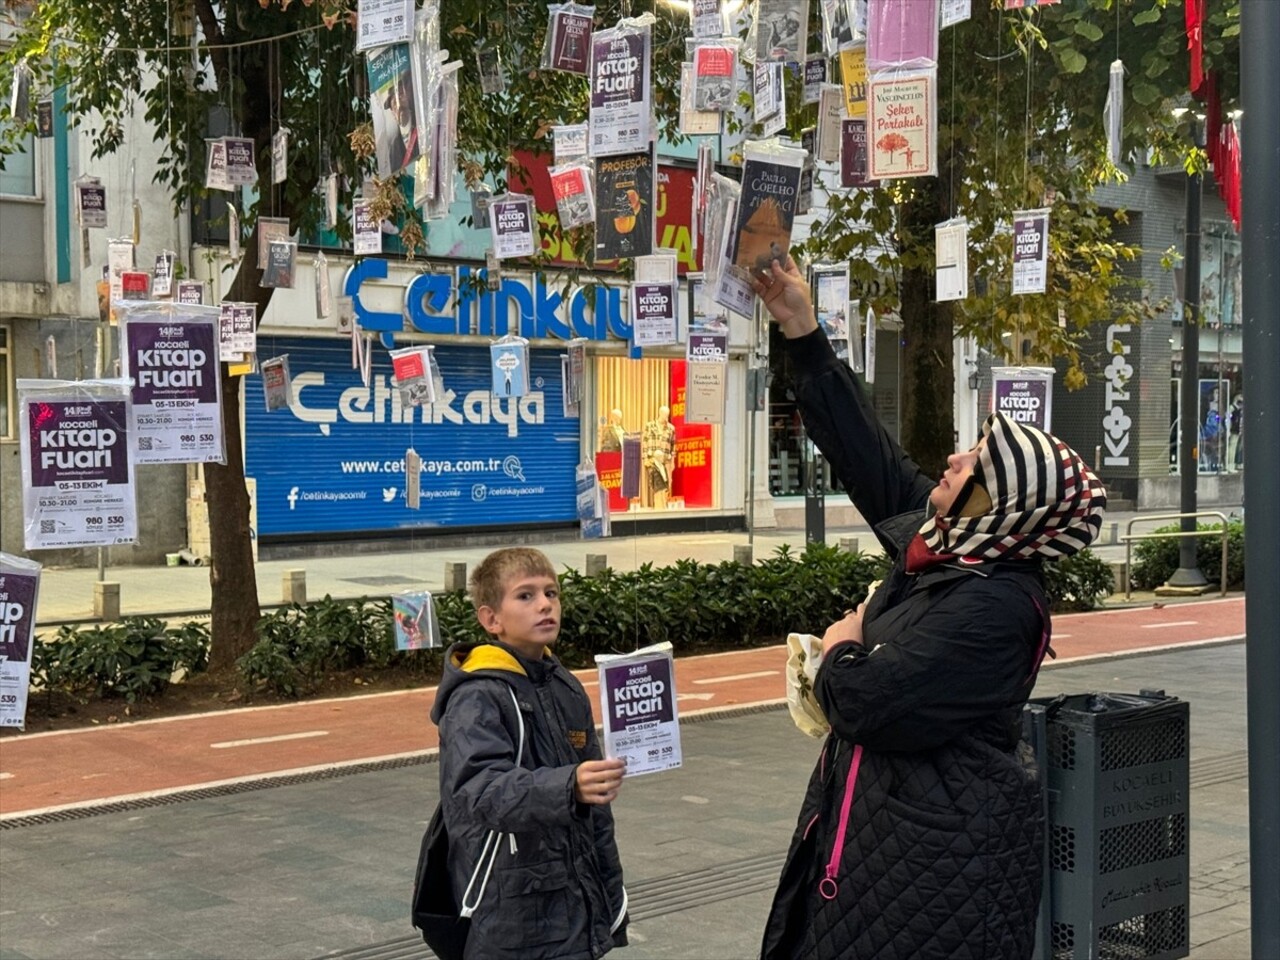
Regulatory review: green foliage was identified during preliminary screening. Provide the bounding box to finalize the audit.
[236,595,387,697]
[1131,522,1245,589]
[30,616,211,704]
[1043,551,1114,611]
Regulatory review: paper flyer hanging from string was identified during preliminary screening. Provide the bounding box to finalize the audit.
[588,20,653,157]
[1011,208,1050,295]
[18,377,138,550]
[934,218,969,302]
[118,302,226,465]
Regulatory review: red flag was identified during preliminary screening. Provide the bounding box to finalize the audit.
[1185,0,1205,95]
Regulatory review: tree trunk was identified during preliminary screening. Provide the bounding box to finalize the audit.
[205,222,281,671]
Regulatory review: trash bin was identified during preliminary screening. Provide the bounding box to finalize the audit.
[1026,691,1190,960]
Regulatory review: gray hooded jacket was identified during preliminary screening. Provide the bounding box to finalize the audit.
[430,639,628,960]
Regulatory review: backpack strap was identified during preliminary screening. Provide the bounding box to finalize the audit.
[460,686,525,918]
[1023,596,1053,687]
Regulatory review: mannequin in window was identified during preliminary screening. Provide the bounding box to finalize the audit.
[642,405,677,509]
[600,408,626,453]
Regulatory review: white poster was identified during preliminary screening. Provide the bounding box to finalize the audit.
[272,127,289,185]
[935,217,969,302]
[595,642,682,777]
[353,198,383,255]
[941,0,971,28]
[1012,208,1050,296]
[119,303,226,465]
[588,23,652,157]
[631,281,679,347]
[205,138,232,192]
[219,302,257,361]
[152,250,176,298]
[107,238,135,320]
[356,0,412,50]
[0,552,40,730]
[685,362,727,424]
[18,378,138,550]
[489,194,537,259]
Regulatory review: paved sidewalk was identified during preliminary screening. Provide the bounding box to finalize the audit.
[33,507,1232,624]
[0,644,1253,960]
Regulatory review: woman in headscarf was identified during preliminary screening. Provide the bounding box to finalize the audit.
[753,257,1106,960]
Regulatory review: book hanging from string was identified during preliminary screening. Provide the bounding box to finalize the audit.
[755,0,808,65]
[691,41,738,113]
[261,355,293,411]
[934,217,969,302]
[679,62,722,136]
[257,217,291,270]
[553,124,589,164]
[543,3,594,75]
[840,118,876,188]
[490,336,530,398]
[315,251,333,320]
[816,84,845,164]
[389,344,439,407]
[549,162,597,231]
[261,239,296,290]
[866,68,937,179]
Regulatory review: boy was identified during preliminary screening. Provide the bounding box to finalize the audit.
[430,547,629,960]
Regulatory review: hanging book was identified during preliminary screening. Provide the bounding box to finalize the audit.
[393,591,442,650]
[476,44,506,95]
[755,0,809,64]
[730,142,806,278]
[315,250,333,320]
[389,344,438,407]
[866,0,939,70]
[820,0,855,56]
[552,124,589,164]
[490,337,531,398]
[680,63,722,136]
[816,84,846,163]
[594,150,654,261]
[867,68,937,179]
[257,217,292,270]
[367,43,419,177]
[934,218,969,302]
[545,3,594,75]
[261,239,296,289]
[261,355,293,411]
[272,127,289,185]
[692,41,737,112]
[840,118,876,187]
[839,44,868,118]
[549,163,597,231]
[941,0,971,28]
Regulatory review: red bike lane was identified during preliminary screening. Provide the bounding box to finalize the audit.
[0,597,1244,818]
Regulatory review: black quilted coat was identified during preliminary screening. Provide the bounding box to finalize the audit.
[761,330,1048,960]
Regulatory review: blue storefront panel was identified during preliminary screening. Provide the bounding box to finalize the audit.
[245,336,579,538]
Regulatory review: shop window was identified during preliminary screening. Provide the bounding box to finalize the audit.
[0,134,38,199]
[594,355,720,512]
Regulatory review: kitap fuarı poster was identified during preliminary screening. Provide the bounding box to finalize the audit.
[0,552,41,730]
[19,379,138,551]
[595,642,682,777]
[119,303,226,465]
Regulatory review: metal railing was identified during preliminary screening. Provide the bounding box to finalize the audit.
[1122,511,1231,600]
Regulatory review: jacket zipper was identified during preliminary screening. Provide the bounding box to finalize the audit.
[819,743,864,901]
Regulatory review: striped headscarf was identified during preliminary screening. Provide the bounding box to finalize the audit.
[919,412,1107,561]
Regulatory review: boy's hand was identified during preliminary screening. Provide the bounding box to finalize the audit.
[575,758,626,805]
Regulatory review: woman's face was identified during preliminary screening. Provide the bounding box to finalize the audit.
[930,440,985,515]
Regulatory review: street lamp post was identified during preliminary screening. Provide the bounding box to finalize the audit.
[1164,113,1209,591]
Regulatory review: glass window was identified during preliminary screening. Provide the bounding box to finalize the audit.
[593,355,721,512]
[0,325,12,439]
[0,134,37,198]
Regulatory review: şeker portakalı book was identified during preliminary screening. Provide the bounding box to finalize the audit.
[730,152,804,280]
[594,149,654,260]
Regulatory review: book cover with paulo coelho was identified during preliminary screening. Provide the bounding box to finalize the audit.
[731,158,802,275]
[867,70,937,179]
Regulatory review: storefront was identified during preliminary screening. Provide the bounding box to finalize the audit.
[236,256,747,545]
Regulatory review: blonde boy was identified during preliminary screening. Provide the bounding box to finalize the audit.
[429,548,628,960]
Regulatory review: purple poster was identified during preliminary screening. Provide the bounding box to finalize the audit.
[596,645,682,776]
[19,385,138,549]
[0,552,41,729]
[489,196,536,259]
[993,370,1053,431]
[1011,210,1050,295]
[866,0,940,69]
[122,312,225,464]
[686,331,729,363]
[588,26,651,157]
[630,281,677,346]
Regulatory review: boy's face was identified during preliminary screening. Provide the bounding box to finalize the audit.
[478,573,561,659]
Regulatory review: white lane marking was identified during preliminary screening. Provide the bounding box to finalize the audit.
[692,670,778,685]
[0,772,13,781]
[1055,634,1072,639]
[677,693,716,702]
[1142,621,1199,629]
[210,731,329,749]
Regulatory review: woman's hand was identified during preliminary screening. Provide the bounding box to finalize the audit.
[750,257,819,339]
[821,603,865,655]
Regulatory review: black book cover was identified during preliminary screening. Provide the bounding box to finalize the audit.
[594,150,654,260]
